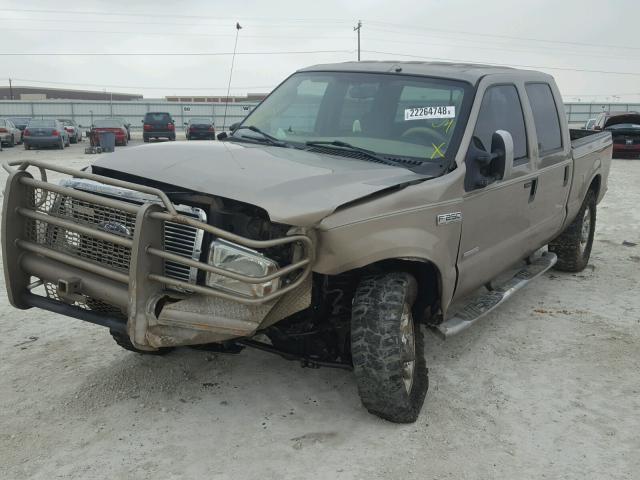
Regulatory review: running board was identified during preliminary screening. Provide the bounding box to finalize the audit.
[436,251,557,338]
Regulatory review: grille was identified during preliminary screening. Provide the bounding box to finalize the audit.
[163,210,206,284]
[25,184,206,295]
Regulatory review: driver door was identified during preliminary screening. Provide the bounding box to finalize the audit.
[454,83,537,299]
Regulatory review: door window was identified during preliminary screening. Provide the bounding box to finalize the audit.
[474,85,528,163]
[526,83,562,154]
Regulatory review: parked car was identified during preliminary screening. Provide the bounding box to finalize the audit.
[90,118,129,146]
[112,117,132,140]
[1,62,611,424]
[58,119,82,143]
[23,119,69,149]
[592,112,640,158]
[142,111,175,142]
[584,118,596,130]
[8,117,32,141]
[0,118,23,146]
[185,118,215,140]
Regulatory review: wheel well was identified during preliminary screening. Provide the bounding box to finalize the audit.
[360,258,442,324]
[589,174,601,197]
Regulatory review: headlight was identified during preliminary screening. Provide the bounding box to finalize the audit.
[206,239,280,298]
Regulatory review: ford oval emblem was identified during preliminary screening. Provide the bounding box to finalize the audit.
[99,221,131,237]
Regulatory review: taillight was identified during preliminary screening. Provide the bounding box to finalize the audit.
[23,129,31,136]
[52,130,60,136]
[208,126,215,132]
[143,124,152,131]
[0,128,7,133]
[167,123,175,130]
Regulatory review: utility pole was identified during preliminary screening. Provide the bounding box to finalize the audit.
[223,22,242,131]
[353,20,362,61]
[9,77,13,100]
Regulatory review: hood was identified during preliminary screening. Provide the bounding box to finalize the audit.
[92,141,428,226]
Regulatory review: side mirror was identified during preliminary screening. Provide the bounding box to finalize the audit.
[183,122,188,126]
[229,122,240,132]
[464,130,514,191]
[593,125,602,131]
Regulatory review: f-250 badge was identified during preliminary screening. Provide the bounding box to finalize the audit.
[437,212,462,225]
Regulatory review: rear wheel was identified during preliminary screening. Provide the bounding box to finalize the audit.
[351,272,428,423]
[549,189,596,272]
[110,330,174,355]
[24,143,30,150]
[58,138,64,149]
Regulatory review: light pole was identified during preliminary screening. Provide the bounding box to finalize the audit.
[222,22,242,131]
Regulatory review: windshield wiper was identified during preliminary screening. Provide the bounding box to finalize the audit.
[230,125,291,147]
[305,140,409,169]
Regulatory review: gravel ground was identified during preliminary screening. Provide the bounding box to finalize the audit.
[0,139,638,480]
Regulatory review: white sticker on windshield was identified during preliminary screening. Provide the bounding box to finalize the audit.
[404,106,455,121]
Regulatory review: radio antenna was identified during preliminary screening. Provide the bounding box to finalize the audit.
[222,22,242,131]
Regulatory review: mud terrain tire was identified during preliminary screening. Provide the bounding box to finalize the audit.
[351,272,428,423]
[549,189,596,272]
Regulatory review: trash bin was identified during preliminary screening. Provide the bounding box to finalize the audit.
[98,131,116,152]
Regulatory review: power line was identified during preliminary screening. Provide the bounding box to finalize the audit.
[0,50,354,57]
[0,16,351,29]
[0,26,354,41]
[1,8,353,23]
[361,50,640,77]
[6,77,275,91]
[366,21,640,52]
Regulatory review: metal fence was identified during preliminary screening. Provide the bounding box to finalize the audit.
[0,100,259,131]
[0,99,638,130]
[564,103,640,127]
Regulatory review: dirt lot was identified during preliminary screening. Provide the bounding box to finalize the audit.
[0,139,638,480]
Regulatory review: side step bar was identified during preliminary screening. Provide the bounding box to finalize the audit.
[436,251,557,338]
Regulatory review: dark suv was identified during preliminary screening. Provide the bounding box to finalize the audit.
[142,112,176,142]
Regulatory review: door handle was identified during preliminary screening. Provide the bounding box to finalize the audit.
[524,178,538,202]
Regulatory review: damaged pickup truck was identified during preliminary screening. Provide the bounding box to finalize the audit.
[2,62,612,423]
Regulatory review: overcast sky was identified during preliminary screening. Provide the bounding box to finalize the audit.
[1,0,639,101]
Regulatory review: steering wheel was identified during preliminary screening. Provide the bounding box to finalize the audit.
[400,126,448,146]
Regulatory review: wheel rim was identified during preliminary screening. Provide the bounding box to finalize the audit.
[400,304,416,395]
[580,206,591,251]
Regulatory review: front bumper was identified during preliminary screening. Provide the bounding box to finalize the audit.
[2,159,314,350]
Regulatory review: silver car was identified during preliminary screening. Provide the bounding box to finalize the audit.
[0,118,23,147]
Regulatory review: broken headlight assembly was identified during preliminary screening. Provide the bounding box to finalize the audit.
[206,239,280,298]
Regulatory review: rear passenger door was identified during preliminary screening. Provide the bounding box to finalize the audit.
[522,82,571,248]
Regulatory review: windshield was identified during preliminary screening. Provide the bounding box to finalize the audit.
[234,71,471,163]
[28,120,55,127]
[94,119,122,128]
[145,113,171,122]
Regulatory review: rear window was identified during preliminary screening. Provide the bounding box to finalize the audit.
[145,113,171,122]
[59,119,74,126]
[94,119,122,128]
[28,120,55,127]
[189,118,213,124]
[525,83,562,154]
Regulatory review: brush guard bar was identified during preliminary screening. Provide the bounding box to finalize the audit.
[2,159,314,344]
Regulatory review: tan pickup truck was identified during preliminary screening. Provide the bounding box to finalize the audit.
[2,62,612,423]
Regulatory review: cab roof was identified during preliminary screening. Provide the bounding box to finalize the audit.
[298,61,549,84]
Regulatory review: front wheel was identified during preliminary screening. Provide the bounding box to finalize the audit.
[351,272,428,423]
[549,189,596,272]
